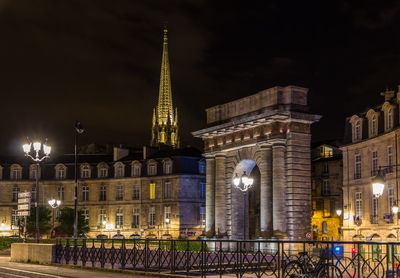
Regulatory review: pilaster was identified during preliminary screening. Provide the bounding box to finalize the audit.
[215,153,227,236]
[205,155,216,235]
[259,144,273,237]
[272,141,286,236]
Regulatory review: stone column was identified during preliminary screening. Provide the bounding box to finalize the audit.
[205,155,215,235]
[260,144,273,237]
[215,154,227,236]
[272,142,286,236]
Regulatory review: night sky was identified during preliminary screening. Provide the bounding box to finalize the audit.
[1,0,400,155]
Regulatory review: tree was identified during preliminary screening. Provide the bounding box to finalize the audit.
[26,206,52,237]
[57,207,89,237]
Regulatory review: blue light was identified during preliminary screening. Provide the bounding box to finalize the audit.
[334,246,342,254]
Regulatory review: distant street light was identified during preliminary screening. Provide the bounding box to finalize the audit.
[23,139,51,243]
[336,209,342,217]
[48,199,61,233]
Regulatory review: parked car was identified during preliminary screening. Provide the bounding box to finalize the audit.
[96,234,108,239]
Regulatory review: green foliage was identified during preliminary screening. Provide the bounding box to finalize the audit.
[0,237,17,250]
[57,207,89,237]
[26,206,52,237]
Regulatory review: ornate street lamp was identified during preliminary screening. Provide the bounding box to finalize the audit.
[393,201,399,214]
[48,199,61,233]
[74,121,84,240]
[23,139,51,243]
[372,169,385,198]
[233,171,254,239]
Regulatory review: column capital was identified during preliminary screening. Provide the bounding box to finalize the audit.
[270,139,286,147]
[259,143,272,150]
[204,153,216,160]
[215,153,227,159]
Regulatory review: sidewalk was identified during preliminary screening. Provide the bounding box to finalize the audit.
[0,256,176,278]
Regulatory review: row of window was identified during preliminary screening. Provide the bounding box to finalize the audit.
[10,207,207,229]
[353,147,393,179]
[6,158,201,180]
[10,182,206,202]
[353,189,395,219]
[352,104,395,142]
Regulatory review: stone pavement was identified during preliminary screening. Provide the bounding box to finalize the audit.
[0,256,155,278]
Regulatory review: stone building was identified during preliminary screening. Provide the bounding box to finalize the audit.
[341,88,400,242]
[0,146,205,239]
[193,85,321,240]
[311,143,343,241]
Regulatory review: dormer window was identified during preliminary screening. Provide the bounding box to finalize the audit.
[11,165,22,180]
[55,164,67,180]
[387,109,393,130]
[97,163,108,178]
[371,115,377,135]
[382,102,395,132]
[148,161,157,176]
[133,164,141,177]
[100,166,107,178]
[30,164,40,180]
[81,165,90,179]
[355,121,361,140]
[114,163,124,178]
[164,160,172,174]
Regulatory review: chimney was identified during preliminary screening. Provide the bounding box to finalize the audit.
[113,146,129,161]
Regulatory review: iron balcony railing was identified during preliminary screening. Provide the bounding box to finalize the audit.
[54,238,400,277]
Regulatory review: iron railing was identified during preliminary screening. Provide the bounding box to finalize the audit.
[54,238,400,277]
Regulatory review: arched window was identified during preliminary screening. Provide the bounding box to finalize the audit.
[371,115,377,135]
[57,166,66,180]
[82,165,90,178]
[355,121,361,140]
[116,165,123,178]
[100,166,107,178]
[164,161,171,174]
[133,164,140,177]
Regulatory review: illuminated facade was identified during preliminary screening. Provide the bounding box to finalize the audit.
[151,28,179,148]
[0,146,205,239]
[341,88,400,242]
[311,143,343,241]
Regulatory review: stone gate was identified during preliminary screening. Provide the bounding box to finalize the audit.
[193,86,321,240]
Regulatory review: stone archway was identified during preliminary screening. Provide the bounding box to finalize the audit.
[231,159,261,240]
[193,85,321,240]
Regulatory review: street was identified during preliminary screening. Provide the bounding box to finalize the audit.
[0,256,150,278]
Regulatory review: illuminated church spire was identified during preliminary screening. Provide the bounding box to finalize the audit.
[151,27,179,148]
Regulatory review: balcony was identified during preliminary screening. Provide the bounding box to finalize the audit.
[370,215,379,224]
[354,216,362,225]
[383,214,394,223]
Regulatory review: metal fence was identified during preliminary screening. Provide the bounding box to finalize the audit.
[54,238,400,277]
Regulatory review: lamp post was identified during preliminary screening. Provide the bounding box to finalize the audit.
[48,199,61,234]
[233,171,254,239]
[74,121,84,240]
[23,139,51,243]
[165,217,170,236]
